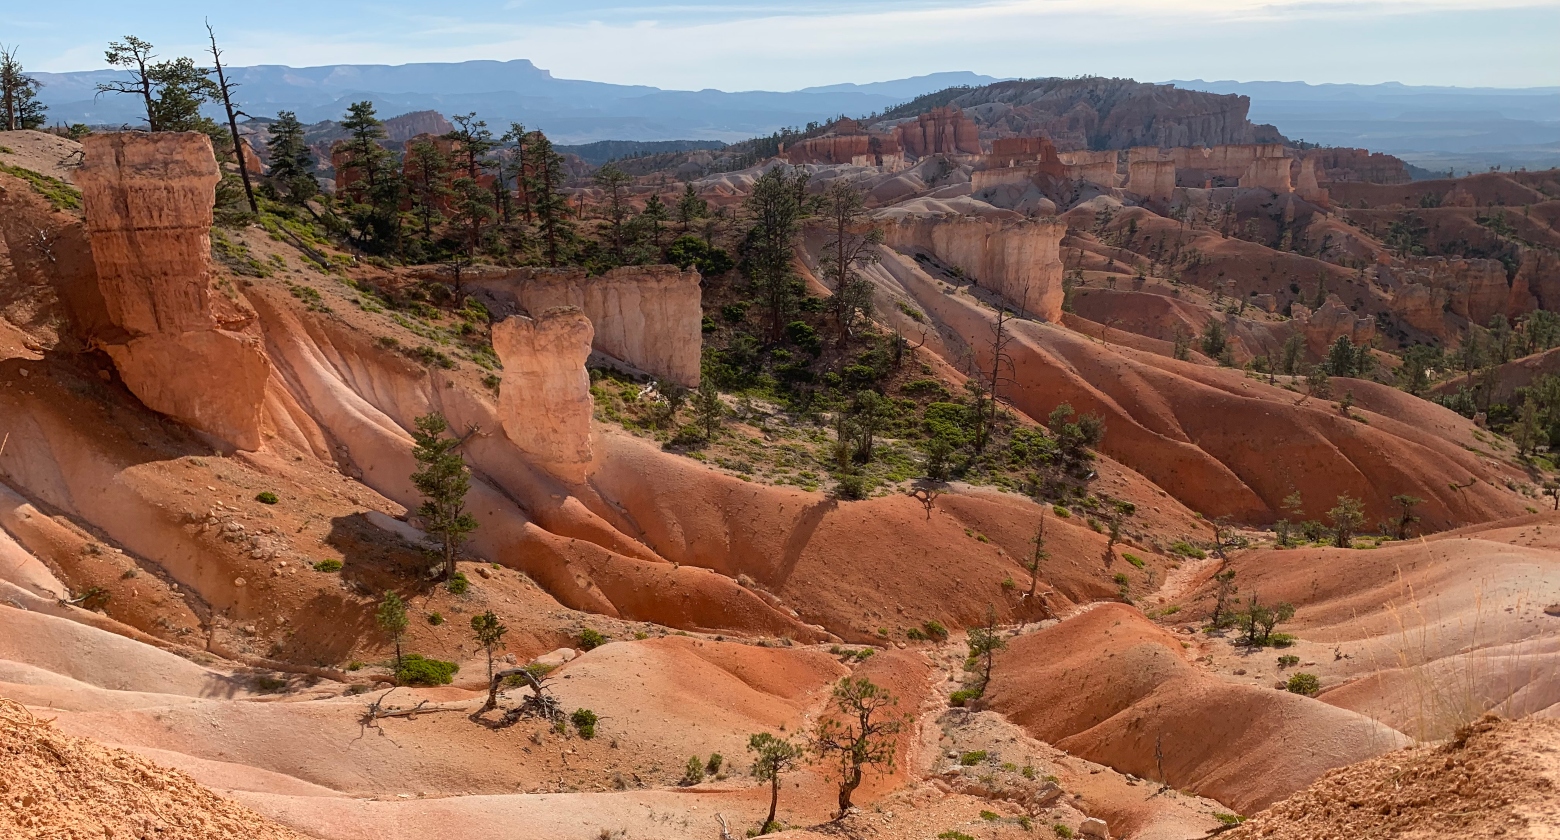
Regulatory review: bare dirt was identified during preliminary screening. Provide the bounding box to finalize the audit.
[1223,714,1560,840]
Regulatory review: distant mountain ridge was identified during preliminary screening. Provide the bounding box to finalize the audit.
[29,60,1002,145]
[1171,79,1560,171]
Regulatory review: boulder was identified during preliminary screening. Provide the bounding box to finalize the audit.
[1078,817,1110,839]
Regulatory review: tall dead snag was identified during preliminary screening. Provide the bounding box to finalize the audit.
[204,22,255,213]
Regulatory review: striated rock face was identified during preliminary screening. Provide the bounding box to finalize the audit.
[78,133,222,337]
[1292,295,1376,355]
[494,265,703,387]
[915,78,1281,152]
[880,208,1065,320]
[383,110,454,143]
[78,132,269,450]
[781,120,903,168]
[1296,156,1330,206]
[1304,147,1412,185]
[492,308,594,483]
[894,107,982,157]
[1385,256,1535,333]
[1240,154,1294,193]
[461,265,703,387]
[1057,150,1120,188]
[1126,160,1176,201]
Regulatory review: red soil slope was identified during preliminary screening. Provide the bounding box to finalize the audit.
[984,604,1410,814]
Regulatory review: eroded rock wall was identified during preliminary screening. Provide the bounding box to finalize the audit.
[493,308,595,484]
[880,211,1065,321]
[1127,160,1176,201]
[502,265,703,387]
[77,132,269,450]
[1291,295,1377,355]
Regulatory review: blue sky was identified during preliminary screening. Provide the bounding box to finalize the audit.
[9,0,1560,89]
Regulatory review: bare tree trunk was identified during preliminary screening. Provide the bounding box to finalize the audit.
[206,23,256,213]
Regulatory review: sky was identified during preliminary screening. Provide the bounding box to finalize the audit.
[7,0,1560,90]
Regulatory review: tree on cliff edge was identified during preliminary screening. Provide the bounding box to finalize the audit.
[410,413,478,579]
[97,36,218,133]
[0,46,47,131]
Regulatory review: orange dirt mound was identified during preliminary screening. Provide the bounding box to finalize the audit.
[1223,714,1560,840]
[0,698,308,840]
[984,604,1409,813]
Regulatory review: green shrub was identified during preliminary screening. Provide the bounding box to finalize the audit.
[681,755,705,786]
[1277,654,1300,668]
[445,572,470,595]
[959,750,988,766]
[1286,672,1321,696]
[705,753,723,775]
[255,491,279,505]
[571,708,598,739]
[1054,825,1074,839]
[427,612,444,625]
[1214,813,1244,826]
[906,627,928,641]
[949,688,981,707]
[980,810,1000,821]
[313,559,343,573]
[922,620,949,641]
[395,654,458,686]
[579,628,608,650]
[938,832,975,840]
[1123,552,1144,568]
[835,473,868,500]
[1169,540,1207,559]
[1021,765,1036,779]
[1269,632,1296,647]
[1000,577,1017,592]
[1052,505,1071,518]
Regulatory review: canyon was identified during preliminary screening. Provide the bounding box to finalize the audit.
[2,70,1558,840]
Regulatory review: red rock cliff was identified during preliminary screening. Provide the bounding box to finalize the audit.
[77,132,270,450]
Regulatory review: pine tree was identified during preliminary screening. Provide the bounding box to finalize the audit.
[747,733,802,834]
[0,46,46,131]
[410,413,478,579]
[818,181,882,346]
[741,167,809,342]
[812,677,904,815]
[403,137,451,243]
[471,610,508,710]
[375,591,409,671]
[264,111,317,202]
[526,132,573,267]
[676,182,708,233]
[594,163,633,266]
[337,101,401,254]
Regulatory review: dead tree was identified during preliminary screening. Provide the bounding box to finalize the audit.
[908,485,941,520]
[486,667,563,722]
[204,23,256,213]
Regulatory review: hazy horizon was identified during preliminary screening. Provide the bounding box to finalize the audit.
[11,0,1560,90]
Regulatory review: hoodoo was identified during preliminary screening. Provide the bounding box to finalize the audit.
[77,131,270,450]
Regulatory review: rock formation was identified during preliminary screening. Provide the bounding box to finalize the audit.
[1127,160,1176,201]
[880,208,1066,320]
[904,78,1284,152]
[472,264,702,387]
[77,132,270,450]
[894,107,982,158]
[1291,295,1377,355]
[1383,256,1536,335]
[1057,150,1120,188]
[383,110,455,144]
[781,119,905,168]
[1240,154,1294,193]
[1303,147,1412,185]
[1296,157,1330,206]
[492,308,595,483]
